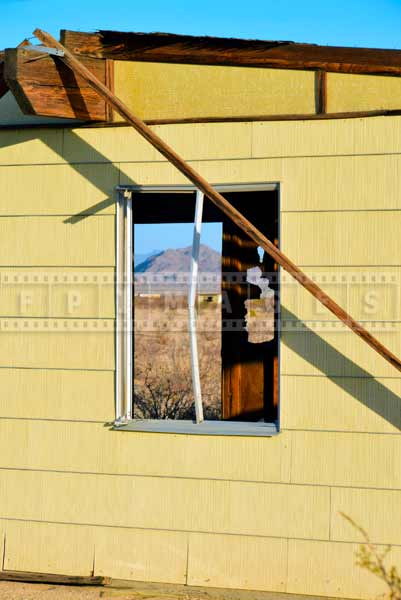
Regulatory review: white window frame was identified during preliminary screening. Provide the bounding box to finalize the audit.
[114,183,280,437]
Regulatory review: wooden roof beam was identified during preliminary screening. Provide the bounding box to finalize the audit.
[61,29,401,77]
[0,40,30,100]
[34,27,401,374]
[3,44,111,120]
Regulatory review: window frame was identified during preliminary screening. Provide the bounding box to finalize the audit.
[114,182,281,437]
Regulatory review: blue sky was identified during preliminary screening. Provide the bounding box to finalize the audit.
[135,223,222,255]
[1,0,401,51]
[2,0,400,253]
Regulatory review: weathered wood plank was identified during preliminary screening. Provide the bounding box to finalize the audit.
[61,29,401,77]
[0,41,30,100]
[2,110,401,131]
[0,571,110,586]
[4,47,107,120]
[143,109,401,124]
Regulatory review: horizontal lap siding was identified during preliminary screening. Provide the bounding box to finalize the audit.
[0,268,115,318]
[282,211,401,266]
[119,154,401,212]
[0,322,114,370]
[0,370,114,421]
[0,163,117,215]
[0,216,114,266]
[281,376,401,433]
[281,266,401,323]
[0,469,330,540]
[0,135,118,437]
[331,487,401,545]
[187,533,287,592]
[4,521,95,577]
[3,116,401,165]
[290,431,401,489]
[1,520,289,590]
[0,130,64,165]
[6,521,401,598]
[63,123,253,163]
[287,539,401,599]
[276,112,401,600]
[0,419,291,482]
[281,328,401,378]
[1,119,401,598]
[251,116,401,157]
[259,116,401,600]
[3,520,188,583]
[283,153,401,211]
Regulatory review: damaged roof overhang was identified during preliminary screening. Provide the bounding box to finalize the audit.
[2,29,401,123]
[62,29,401,75]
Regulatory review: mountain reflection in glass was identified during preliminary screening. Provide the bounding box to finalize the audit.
[133,222,222,421]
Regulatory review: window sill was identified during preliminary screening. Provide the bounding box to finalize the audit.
[113,419,279,437]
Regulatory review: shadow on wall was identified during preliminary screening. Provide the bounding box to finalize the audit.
[0,127,399,430]
[282,307,401,430]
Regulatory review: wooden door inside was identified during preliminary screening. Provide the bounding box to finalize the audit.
[221,191,279,422]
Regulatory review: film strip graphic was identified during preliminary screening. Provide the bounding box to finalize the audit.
[0,270,399,332]
[1,270,398,285]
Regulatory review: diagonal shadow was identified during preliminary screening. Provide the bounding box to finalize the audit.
[282,307,401,430]
[63,198,115,223]
[48,129,139,215]
[0,127,137,219]
[54,59,91,121]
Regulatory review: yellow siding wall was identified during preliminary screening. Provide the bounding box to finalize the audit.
[114,61,401,120]
[0,116,401,599]
[114,62,316,120]
[328,72,401,112]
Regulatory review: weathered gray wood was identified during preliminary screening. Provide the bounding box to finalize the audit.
[0,571,111,586]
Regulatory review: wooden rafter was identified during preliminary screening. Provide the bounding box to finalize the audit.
[0,40,30,100]
[61,29,401,77]
[34,28,401,374]
[4,46,112,120]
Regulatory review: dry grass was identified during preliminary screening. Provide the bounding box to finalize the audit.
[133,296,221,420]
[341,513,401,599]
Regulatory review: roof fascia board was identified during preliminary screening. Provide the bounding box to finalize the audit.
[61,29,401,77]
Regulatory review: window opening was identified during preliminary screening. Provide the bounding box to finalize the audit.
[116,187,280,433]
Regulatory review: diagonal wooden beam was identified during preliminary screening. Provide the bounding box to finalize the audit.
[34,28,401,374]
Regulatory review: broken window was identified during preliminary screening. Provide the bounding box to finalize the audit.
[115,186,279,435]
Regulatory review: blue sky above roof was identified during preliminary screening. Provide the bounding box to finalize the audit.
[1,0,400,50]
